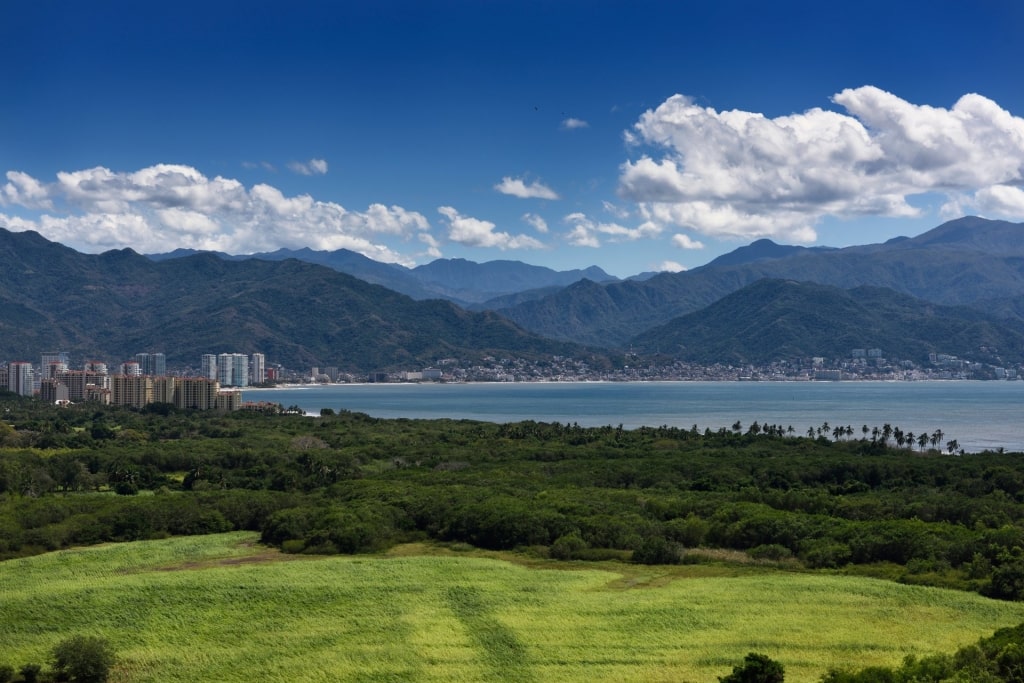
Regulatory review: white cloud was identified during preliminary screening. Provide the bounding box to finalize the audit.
[561,117,589,130]
[417,232,443,259]
[437,206,544,250]
[563,212,661,247]
[566,224,600,248]
[657,261,686,273]
[522,212,549,233]
[494,176,560,200]
[1,171,53,210]
[970,185,1024,217]
[619,86,1024,241]
[0,164,429,265]
[671,233,705,250]
[601,200,630,219]
[287,158,329,175]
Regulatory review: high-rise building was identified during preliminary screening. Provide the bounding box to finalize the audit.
[217,353,249,387]
[56,370,109,401]
[250,353,265,385]
[152,376,177,404]
[216,388,243,411]
[7,362,34,396]
[39,379,70,404]
[232,354,249,387]
[176,377,221,410]
[135,352,166,376]
[40,351,69,379]
[111,374,154,405]
[84,360,108,374]
[201,354,218,380]
[120,361,142,377]
[110,375,153,408]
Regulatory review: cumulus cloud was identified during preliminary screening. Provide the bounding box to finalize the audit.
[657,260,686,273]
[522,212,549,233]
[287,158,329,175]
[494,176,560,200]
[418,232,443,259]
[561,117,589,130]
[563,212,661,248]
[1,171,53,210]
[437,206,544,250]
[619,86,1024,241]
[0,164,429,264]
[671,233,705,250]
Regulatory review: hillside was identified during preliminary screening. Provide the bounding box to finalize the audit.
[630,279,1024,365]
[0,228,590,370]
[498,217,1024,347]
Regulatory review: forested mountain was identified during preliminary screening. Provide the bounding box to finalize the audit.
[0,228,589,369]
[630,279,1024,365]
[149,247,618,305]
[498,217,1024,347]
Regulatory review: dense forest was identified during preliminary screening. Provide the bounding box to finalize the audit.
[3,390,1024,605]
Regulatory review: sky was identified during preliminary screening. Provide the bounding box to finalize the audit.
[1,1,1023,278]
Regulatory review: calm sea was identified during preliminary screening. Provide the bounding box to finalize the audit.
[243,381,1024,454]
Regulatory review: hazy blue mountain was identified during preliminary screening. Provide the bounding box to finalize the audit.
[0,228,591,370]
[630,278,1024,366]
[498,217,1024,347]
[147,248,617,305]
[702,238,836,268]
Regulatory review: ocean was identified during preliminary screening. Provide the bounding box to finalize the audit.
[243,380,1024,454]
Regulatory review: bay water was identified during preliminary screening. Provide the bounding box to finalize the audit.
[244,380,1024,454]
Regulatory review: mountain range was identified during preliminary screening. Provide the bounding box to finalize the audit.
[2,216,1024,370]
[498,216,1024,348]
[148,247,617,306]
[0,230,589,369]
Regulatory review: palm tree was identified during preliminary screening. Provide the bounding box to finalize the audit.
[946,439,960,455]
[931,429,944,449]
[917,432,930,451]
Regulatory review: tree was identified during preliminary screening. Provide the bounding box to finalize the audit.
[19,663,41,683]
[719,652,785,683]
[51,635,115,683]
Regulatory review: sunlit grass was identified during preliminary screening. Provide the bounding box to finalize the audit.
[3,532,1024,683]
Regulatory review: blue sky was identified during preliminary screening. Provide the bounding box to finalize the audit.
[2,1,1023,278]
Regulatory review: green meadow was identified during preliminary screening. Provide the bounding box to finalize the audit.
[4,533,1024,683]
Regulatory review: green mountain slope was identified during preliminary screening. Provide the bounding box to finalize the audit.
[630,279,1024,365]
[499,217,1024,347]
[0,229,588,370]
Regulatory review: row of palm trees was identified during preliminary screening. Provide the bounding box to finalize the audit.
[733,420,962,454]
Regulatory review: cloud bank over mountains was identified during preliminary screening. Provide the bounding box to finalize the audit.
[1,86,1023,266]
[0,164,430,264]
[620,86,1024,243]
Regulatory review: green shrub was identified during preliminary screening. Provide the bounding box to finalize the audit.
[51,634,116,683]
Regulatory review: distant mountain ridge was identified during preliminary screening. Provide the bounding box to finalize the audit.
[497,217,1024,347]
[6,215,1024,371]
[0,228,590,370]
[630,278,1024,365]
[147,247,618,305]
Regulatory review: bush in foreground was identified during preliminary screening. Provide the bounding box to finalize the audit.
[719,652,785,682]
[51,635,115,683]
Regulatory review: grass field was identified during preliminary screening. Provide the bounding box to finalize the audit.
[4,533,1024,683]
